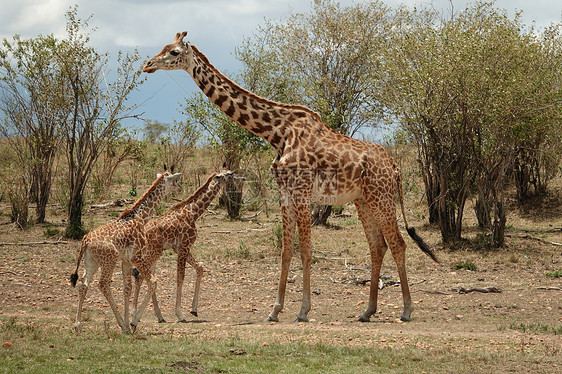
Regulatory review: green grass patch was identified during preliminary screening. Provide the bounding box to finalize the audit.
[0,316,517,374]
[509,322,562,335]
[453,260,477,271]
[545,270,561,278]
[43,227,61,238]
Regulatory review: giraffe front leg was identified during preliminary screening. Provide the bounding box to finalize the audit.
[122,261,133,329]
[266,203,296,322]
[151,268,165,323]
[134,265,165,323]
[131,268,157,331]
[186,251,204,317]
[132,270,142,318]
[175,254,188,323]
[296,203,312,322]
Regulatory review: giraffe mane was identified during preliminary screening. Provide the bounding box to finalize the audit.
[190,45,323,123]
[170,172,218,212]
[118,173,166,220]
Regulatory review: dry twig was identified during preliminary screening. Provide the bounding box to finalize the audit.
[506,233,561,246]
[0,240,69,246]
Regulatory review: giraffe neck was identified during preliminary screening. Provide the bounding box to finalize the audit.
[119,177,166,222]
[169,173,221,222]
[184,180,222,222]
[187,45,321,153]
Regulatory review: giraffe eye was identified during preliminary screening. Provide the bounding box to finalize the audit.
[170,50,180,56]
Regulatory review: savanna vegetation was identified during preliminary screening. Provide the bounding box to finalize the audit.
[0,1,561,373]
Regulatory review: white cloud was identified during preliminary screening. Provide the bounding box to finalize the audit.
[1,0,560,126]
[0,0,73,40]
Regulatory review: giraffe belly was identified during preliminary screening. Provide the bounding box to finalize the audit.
[311,183,362,206]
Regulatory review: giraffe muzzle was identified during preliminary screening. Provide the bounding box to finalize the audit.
[143,63,157,73]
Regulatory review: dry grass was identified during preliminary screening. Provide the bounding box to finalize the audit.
[0,146,561,373]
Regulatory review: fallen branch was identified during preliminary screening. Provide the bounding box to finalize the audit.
[535,286,562,291]
[0,271,27,276]
[420,286,502,295]
[332,213,352,218]
[211,228,267,234]
[90,198,134,209]
[506,233,562,246]
[456,286,502,294]
[0,240,69,246]
[240,211,262,221]
[420,289,455,295]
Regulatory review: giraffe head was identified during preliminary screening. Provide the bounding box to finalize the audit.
[144,31,191,73]
[212,170,246,187]
[159,169,183,194]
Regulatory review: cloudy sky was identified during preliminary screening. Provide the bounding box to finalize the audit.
[1,0,561,135]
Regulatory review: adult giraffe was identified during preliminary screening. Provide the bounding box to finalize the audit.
[143,32,438,323]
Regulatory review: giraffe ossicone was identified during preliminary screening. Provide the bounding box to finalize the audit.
[144,32,439,324]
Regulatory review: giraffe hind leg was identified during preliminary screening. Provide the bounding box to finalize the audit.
[362,185,413,321]
[73,250,98,332]
[354,199,387,322]
[379,219,412,322]
[98,261,130,334]
[295,203,312,322]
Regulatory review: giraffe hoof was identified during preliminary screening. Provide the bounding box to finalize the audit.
[265,315,279,323]
[190,311,198,317]
[295,316,309,323]
[358,315,371,323]
[158,319,166,323]
[400,315,411,322]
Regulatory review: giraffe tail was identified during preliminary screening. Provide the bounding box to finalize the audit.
[70,239,87,287]
[396,168,439,263]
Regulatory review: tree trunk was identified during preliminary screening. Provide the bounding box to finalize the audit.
[220,179,244,219]
[35,175,52,224]
[66,188,86,239]
[437,174,463,244]
[311,205,332,226]
[492,200,506,247]
[514,148,532,202]
[8,177,29,230]
[419,159,440,224]
[474,198,492,229]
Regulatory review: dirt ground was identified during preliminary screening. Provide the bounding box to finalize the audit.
[0,186,561,372]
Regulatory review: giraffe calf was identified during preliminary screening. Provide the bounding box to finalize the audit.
[133,170,245,323]
[70,170,182,333]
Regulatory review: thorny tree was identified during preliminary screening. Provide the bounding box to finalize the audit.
[57,8,145,238]
[0,34,67,224]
